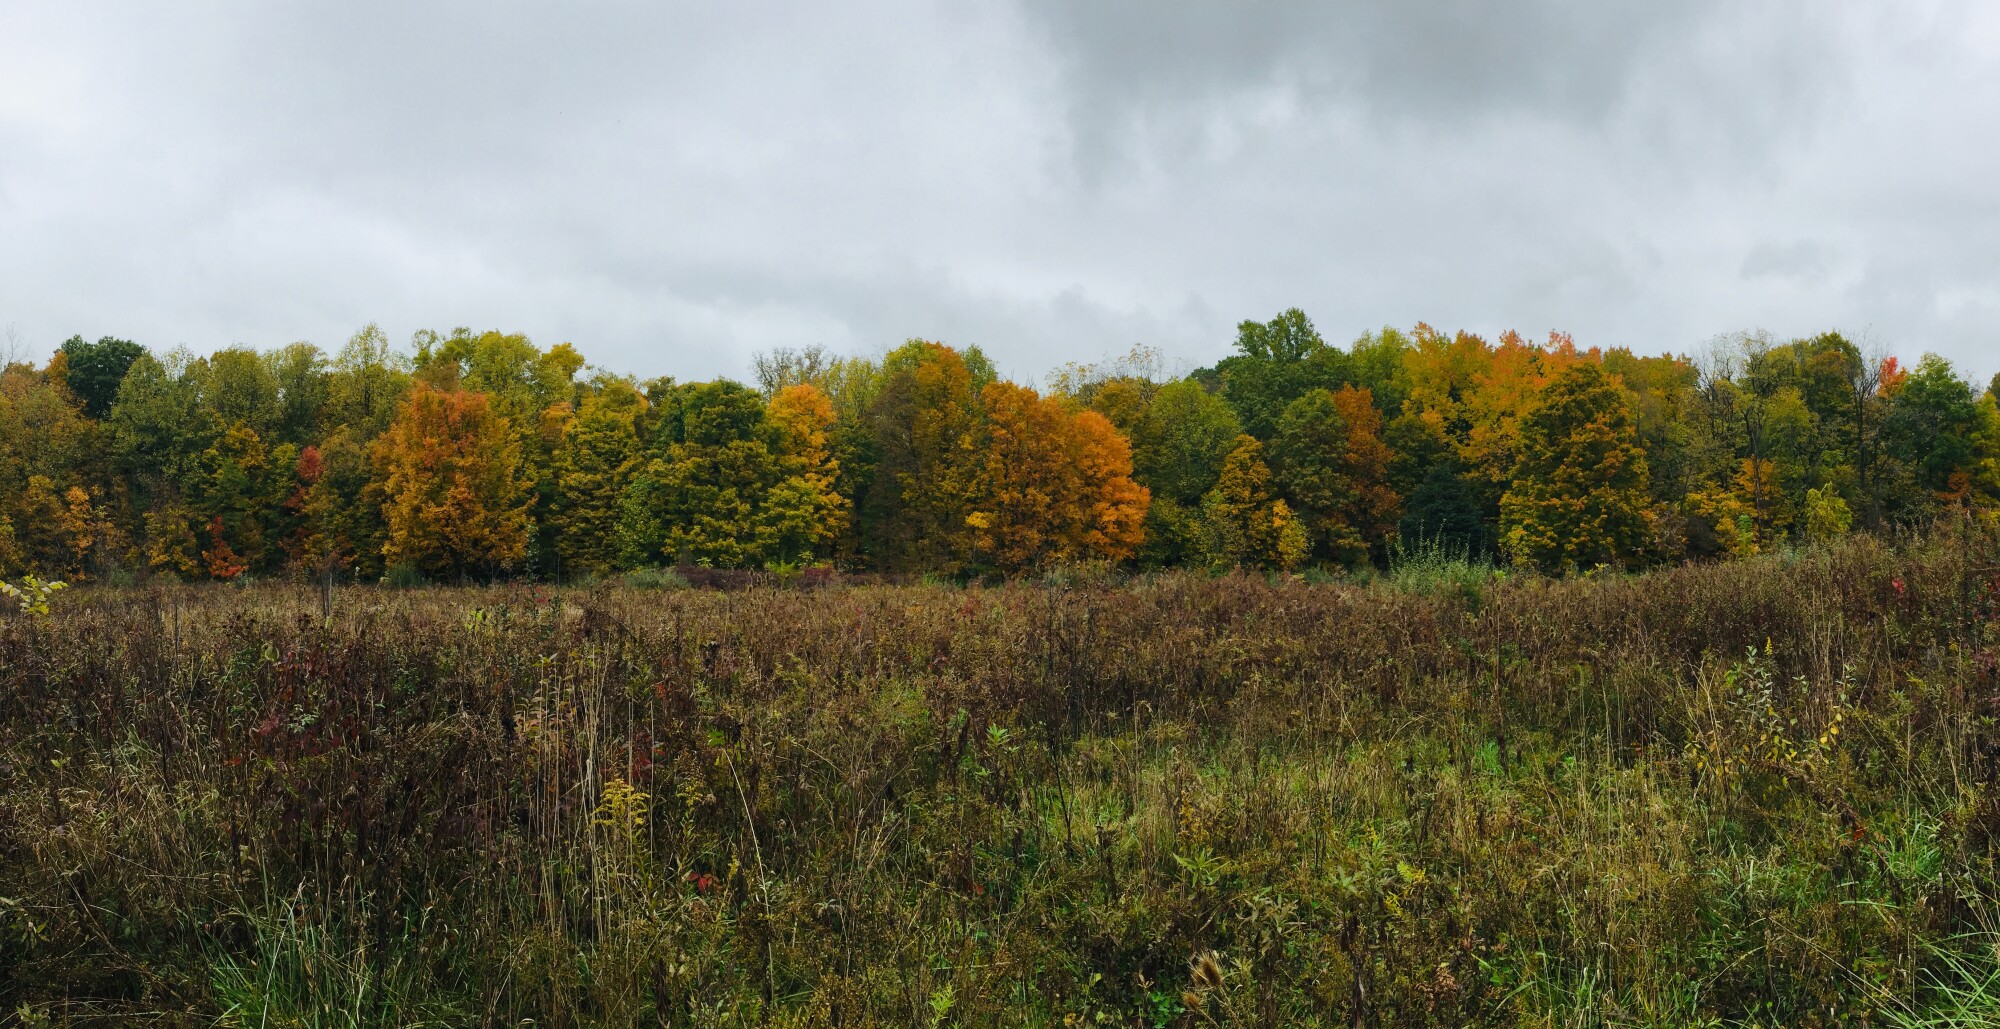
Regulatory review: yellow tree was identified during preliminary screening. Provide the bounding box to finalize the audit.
[1461,332,1587,504]
[1730,457,1791,550]
[9,476,105,580]
[0,364,97,576]
[1201,436,1308,570]
[1499,363,1652,573]
[1971,393,2000,512]
[195,422,297,573]
[372,383,531,580]
[766,383,851,562]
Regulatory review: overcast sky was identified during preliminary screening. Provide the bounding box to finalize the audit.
[3,2,1997,385]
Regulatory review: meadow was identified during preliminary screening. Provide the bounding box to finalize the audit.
[5,528,2000,1026]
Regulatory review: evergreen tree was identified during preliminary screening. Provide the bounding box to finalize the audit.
[1398,467,1490,559]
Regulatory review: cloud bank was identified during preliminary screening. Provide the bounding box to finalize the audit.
[2,1,1996,383]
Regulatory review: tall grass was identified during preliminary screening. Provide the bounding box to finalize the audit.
[4,530,2000,1025]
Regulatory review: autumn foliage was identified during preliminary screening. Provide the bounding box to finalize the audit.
[373,382,530,579]
[1,313,1997,582]
[972,381,1149,568]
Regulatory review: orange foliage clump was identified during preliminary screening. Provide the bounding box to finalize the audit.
[973,381,1149,570]
[372,383,531,579]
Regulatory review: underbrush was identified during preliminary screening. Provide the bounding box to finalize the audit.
[1386,534,1500,601]
[5,531,2000,1025]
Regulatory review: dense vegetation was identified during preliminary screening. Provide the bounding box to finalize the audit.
[5,526,2000,1025]
[4,313,1998,584]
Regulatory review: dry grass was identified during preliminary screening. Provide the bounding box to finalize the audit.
[5,527,2000,1025]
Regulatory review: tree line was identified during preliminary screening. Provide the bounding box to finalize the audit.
[2,311,1996,583]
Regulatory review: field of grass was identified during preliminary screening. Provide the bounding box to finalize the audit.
[6,530,2000,1026]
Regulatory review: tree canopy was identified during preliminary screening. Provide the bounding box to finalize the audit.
[2,314,1995,582]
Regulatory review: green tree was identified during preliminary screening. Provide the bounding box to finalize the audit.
[294,428,387,578]
[1802,487,1853,543]
[191,422,300,575]
[1133,379,1242,506]
[1214,308,1351,440]
[1347,327,1413,419]
[617,380,841,570]
[1398,467,1491,558]
[1130,379,1244,567]
[324,325,411,439]
[1269,386,1399,567]
[59,335,146,418]
[198,347,282,439]
[110,351,218,495]
[860,342,988,572]
[265,342,330,447]
[548,382,645,576]
[1882,354,1980,511]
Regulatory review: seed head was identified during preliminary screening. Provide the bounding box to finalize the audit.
[1190,950,1224,991]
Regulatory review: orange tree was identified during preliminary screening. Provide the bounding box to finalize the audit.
[372,382,531,580]
[971,381,1148,571]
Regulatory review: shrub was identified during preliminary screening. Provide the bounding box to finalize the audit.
[620,565,689,590]
[382,561,428,589]
[1386,532,1494,599]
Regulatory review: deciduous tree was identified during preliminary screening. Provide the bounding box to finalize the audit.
[1202,435,1308,570]
[59,335,145,418]
[1500,363,1652,573]
[861,342,988,572]
[1269,386,1400,566]
[373,383,531,579]
[548,382,645,576]
[971,382,1150,570]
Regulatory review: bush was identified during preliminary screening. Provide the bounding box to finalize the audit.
[1386,532,1494,598]
[381,561,427,588]
[620,565,689,590]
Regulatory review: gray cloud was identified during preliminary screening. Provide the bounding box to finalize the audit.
[1,1,1995,386]
[1742,241,1830,284]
